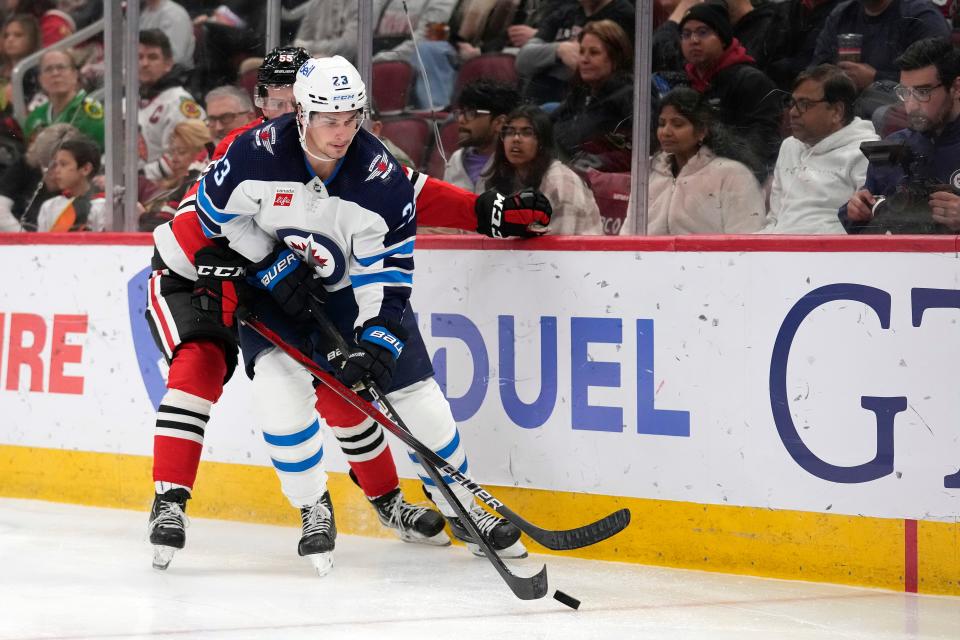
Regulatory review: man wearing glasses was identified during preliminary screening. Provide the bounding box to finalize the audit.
[443,79,520,194]
[203,85,256,145]
[762,64,878,234]
[843,38,960,233]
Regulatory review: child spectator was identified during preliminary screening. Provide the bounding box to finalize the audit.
[35,136,104,232]
[0,122,83,231]
[551,19,633,172]
[641,87,766,235]
[482,104,602,235]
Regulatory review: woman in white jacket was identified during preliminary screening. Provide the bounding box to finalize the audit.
[644,87,767,235]
[481,104,602,235]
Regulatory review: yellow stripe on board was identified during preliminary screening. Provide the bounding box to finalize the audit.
[1,444,957,595]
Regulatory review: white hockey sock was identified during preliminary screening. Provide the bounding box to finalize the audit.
[386,378,475,516]
[253,348,328,507]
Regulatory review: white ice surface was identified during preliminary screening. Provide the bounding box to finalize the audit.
[0,498,957,640]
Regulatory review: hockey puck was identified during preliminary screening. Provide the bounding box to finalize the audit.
[553,589,581,610]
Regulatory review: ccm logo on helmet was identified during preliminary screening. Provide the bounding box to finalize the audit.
[196,265,245,278]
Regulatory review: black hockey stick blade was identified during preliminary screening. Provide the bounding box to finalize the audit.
[240,310,548,600]
[240,309,629,551]
[499,504,631,551]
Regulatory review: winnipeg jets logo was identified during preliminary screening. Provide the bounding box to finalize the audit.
[365,153,394,182]
[276,230,347,285]
[255,124,278,155]
[951,169,960,191]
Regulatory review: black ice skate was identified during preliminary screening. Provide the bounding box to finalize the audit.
[445,503,528,559]
[298,491,336,576]
[148,488,190,570]
[370,488,449,546]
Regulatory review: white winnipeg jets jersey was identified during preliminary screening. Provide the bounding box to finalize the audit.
[194,113,416,328]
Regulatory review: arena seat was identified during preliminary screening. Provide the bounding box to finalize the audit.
[380,116,432,168]
[452,53,518,104]
[372,60,415,115]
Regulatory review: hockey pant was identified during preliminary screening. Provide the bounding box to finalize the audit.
[146,269,405,500]
[253,347,475,516]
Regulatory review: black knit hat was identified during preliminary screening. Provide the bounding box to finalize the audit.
[679,3,734,48]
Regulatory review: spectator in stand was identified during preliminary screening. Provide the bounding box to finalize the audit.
[481,104,602,235]
[35,136,104,232]
[812,0,950,93]
[443,79,521,193]
[516,0,635,105]
[766,0,843,89]
[140,0,196,71]
[203,84,255,145]
[3,0,75,47]
[762,64,879,234]
[448,0,524,62]
[23,48,105,149]
[551,19,633,173]
[138,29,205,164]
[139,119,212,231]
[506,0,554,50]
[842,37,960,233]
[372,0,459,110]
[0,13,40,112]
[0,122,82,231]
[653,0,788,74]
[639,87,766,235]
[293,0,359,60]
[190,1,266,95]
[678,3,783,177]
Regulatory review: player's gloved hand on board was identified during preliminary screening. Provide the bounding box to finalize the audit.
[250,246,327,323]
[475,187,552,238]
[337,318,407,392]
[191,245,249,327]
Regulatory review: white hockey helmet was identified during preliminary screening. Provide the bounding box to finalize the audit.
[293,55,367,116]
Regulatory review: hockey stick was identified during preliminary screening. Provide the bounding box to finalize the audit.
[239,307,548,600]
[239,304,630,552]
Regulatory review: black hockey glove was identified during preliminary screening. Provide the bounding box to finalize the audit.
[336,318,408,392]
[191,245,249,327]
[475,187,552,238]
[250,247,327,323]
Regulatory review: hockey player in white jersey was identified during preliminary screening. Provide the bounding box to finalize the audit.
[194,55,526,574]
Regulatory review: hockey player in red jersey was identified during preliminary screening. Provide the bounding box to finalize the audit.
[145,49,551,571]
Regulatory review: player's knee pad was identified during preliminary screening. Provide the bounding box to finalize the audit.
[251,347,318,431]
[387,378,458,451]
[388,378,470,505]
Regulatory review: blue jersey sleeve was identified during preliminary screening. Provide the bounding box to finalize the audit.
[194,138,275,262]
[341,140,418,328]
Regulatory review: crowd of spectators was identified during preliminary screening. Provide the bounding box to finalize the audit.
[0,0,957,236]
